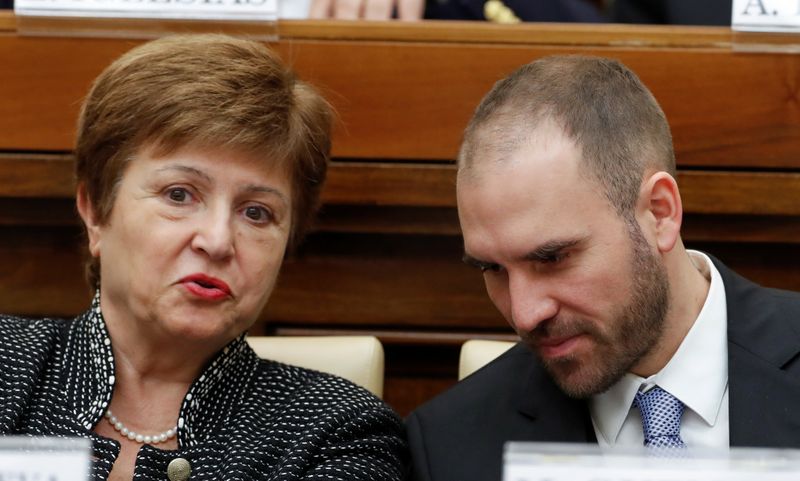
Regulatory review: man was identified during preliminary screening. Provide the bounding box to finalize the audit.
[406,56,800,481]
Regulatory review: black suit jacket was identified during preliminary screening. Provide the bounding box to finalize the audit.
[424,0,604,22]
[611,0,732,26]
[407,258,800,481]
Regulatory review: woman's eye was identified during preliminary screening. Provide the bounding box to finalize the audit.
[166,187,192,203]
[243,205,273,224]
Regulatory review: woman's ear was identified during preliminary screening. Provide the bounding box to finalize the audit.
[76,183,102,257]
[638,171,683,254]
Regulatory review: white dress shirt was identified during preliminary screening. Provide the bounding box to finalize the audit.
[590,251,730,449]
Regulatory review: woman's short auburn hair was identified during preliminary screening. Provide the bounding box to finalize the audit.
[75,34,332,287]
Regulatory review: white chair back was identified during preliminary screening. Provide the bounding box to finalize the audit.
[458,339,516,380]
[247,336,385,398]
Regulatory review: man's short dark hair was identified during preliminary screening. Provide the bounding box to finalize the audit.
[458,55,676,217]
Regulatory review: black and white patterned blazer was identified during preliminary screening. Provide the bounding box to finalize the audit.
[0,294,407,480]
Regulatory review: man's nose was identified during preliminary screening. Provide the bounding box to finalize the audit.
[508,271,558,334]
[191,206,235,261]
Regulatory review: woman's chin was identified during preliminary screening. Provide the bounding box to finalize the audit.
[154,310,247,348]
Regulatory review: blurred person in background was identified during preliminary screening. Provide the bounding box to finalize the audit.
[3,0,734,25]
[308,0,603,21]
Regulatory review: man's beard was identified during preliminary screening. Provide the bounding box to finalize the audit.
[522,221,671,399]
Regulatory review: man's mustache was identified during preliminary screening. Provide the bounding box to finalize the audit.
[520,316,601,348]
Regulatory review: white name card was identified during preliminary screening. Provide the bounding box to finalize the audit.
[733,0,800,32]
[0,437,90,481]
[504,442,800,481]
[15,0,278,21]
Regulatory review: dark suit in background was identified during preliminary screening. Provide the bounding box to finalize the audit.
[611,0,732,25]
[425,0,604,22]
[407,257,800,481]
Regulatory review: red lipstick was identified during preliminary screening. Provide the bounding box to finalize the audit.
[180,274,232,301]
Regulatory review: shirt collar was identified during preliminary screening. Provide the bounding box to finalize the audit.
[590,250,728,445]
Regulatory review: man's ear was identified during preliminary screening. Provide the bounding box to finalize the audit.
[637,171,682,254]
[76,183,102,258]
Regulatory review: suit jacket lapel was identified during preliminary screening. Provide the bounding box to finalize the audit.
[714,258,800,447]
[513,351,597,443]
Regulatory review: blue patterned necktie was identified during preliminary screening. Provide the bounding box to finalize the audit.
[634,386,687,450]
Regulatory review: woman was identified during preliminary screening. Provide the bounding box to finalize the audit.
[0,35,406,480]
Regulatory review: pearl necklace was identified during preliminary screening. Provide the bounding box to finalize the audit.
[105,409,178,445]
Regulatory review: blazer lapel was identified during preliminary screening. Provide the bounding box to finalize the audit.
[514,354,597,443]
[714,258,800,447]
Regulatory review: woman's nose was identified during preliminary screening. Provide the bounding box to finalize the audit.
[191,207,235,260]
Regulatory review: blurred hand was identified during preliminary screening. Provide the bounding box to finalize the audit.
[309,0,424,20]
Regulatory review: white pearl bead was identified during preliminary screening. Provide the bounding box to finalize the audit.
[105,409,176,444]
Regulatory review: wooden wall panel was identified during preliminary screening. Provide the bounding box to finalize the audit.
[5,154,800,217]
[3,226,798,325]
[1,18,800,168]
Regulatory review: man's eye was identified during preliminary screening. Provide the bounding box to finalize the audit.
[540,252,568,264]
[480,263,502,273]
[243,205,273,224]
[166,187,191,203]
